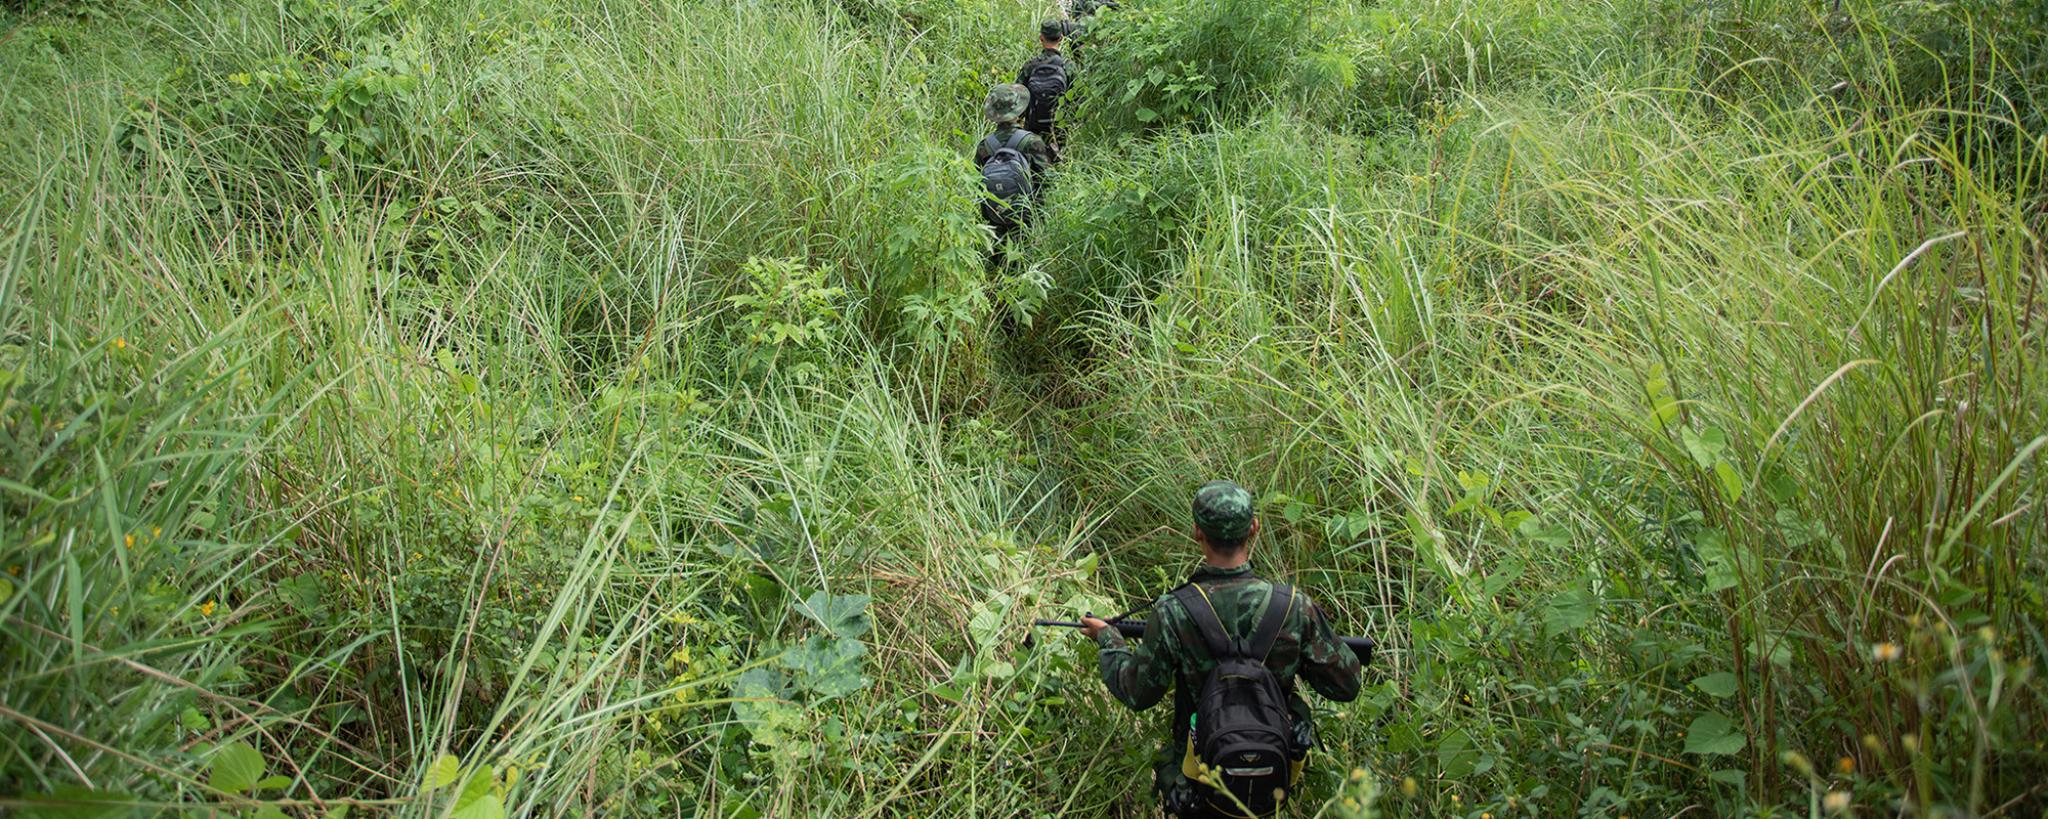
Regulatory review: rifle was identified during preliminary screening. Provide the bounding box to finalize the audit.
[1030,606,1376,665]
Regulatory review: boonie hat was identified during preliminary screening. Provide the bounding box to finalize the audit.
[985,83,1030,123]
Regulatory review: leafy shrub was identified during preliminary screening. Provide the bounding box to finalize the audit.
[858,142,993,345]
[1071,0,1329,134]
[726,256,849,383]
[1327,0,1580,125]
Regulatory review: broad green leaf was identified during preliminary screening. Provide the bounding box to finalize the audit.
[422,754,461,792]
[1648,396,1680,430]
[976,657,1015,679]
[208,741,265,794]
[1762,467,1798,503]
[1709,769,1745,786]
[967,600,1006,649]
[277,574,323,615]
[1435,728,1479,778]
[251,807,289,819]
[1643,365,1670,401]
[1481,555,1525,595]
[1695,530,1739,592]
[1282,497,1309,524]
[1515,515,1571,547]
[449,765,502,819]
[1072,552,1098,577]
[179,707,211,732]
[1543,587,1596,635]
[1680,426,1727,469]
[1765,638,1792,668]
[1386,721,1421,754]
[1684,712,1746,756]
[1713,460,1745,503]
[1772,508,1825,548]
[731,668,789,725]
[253,775,292,791]
[794,591,871,640]
[781,635,869,699]
[1692,672,1738,698]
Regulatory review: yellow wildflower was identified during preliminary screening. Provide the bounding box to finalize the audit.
[124,534,135,549]
[113,338,127,351]
[1401,777,1417,797]
[1872,642,1902,662]
[199,599,217,617]
[1836,756,1854,774]
[151,527,162,539]
[1823,791,1851,813]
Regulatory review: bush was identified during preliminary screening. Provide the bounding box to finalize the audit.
[1070,0,1330,135]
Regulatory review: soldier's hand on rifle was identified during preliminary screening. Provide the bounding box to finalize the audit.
[1079,616,1110,639]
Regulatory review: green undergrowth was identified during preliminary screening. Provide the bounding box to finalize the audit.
[2,0,2044,816]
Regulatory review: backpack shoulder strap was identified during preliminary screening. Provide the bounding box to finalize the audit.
[981,134,1003,157]
[1003,128,1030,152]
[1248,583,1295,662]
[1170,583,1236,660]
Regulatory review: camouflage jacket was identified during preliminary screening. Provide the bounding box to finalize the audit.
[973,123,1055,178]
[1094,563,1361,748]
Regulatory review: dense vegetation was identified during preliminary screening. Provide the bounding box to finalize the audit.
[2,0,2044,815]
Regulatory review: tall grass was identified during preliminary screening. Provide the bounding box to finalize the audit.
[2,0,2043,815]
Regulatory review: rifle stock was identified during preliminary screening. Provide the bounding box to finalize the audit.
[1032,618,1375,665]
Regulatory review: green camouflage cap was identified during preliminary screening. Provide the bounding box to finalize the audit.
[1192,480,1255,543]
[985,83,1030,123]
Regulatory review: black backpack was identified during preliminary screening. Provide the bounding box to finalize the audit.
[1071,0,1119,17]
[1022,57,1070,139]
[1173,582,1300,818]
[980,130,1035,231]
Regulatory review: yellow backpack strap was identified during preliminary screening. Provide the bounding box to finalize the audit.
[1250,583,1296,663]
[1171,582,1237,660]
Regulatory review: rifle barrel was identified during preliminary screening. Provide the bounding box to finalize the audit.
[1031,618,1375,664]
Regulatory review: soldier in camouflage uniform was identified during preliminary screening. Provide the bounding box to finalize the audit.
[975,84,1056,181]
[1016,19,1074,154]
[1080,480,1361,818]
